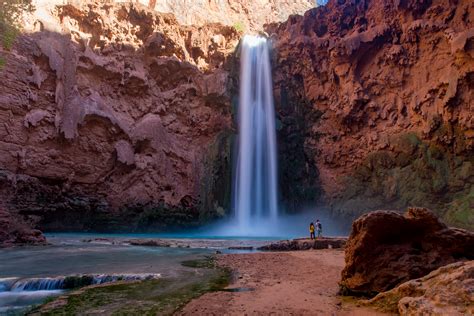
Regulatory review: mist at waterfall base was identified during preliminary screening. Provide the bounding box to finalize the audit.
[187,207,350,239]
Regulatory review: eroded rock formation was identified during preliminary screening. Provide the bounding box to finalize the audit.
[33,0,315,33]
[0,207,47,247]
[340,208,474,296]
[1,1,241,231]
[0,0,320,233]
[1,0,473,234]
[368,261,474,315]
[269,0,474,229]
[148,0,315,32]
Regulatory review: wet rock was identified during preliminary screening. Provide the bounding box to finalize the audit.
[340,208,474,296]
[0,208,47,248]
[128,239,172,247]
[258,237,347,251]
[368,261,474,315]
[82,238,116,245]
[228,246,254,251]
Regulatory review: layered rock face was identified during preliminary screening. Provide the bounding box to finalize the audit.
[149,0,315,31]
[368,261,474,315]
[340,208,474,296]
[35,0,315,32]
[269,0,474,229]
[0,1,241,231]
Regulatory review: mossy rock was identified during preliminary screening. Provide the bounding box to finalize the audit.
[391,132,421,155]
[29,257,231,315]
[444,187,474,230]
[334,131,473,230]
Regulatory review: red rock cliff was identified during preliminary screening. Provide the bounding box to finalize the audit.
[0,1,241,231]
[269,0,473,229]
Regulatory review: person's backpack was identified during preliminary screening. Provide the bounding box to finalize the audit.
[317,222,322,230]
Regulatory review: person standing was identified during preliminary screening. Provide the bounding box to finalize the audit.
[309,222,315,240]
[316,219,323,238]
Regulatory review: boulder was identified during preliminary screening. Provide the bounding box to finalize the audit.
[0,208,47,247]
[368,261,474,315]
[340,208,474,296]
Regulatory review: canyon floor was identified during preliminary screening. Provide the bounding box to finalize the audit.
[180,250,385,316]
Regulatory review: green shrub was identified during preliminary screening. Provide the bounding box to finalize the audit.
[0,0,34,69]
[233,21,245,33]
[2,24,18,50]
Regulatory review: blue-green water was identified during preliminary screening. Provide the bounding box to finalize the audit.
[0,212,349,315]
[0,242,211,279]
[0,236,217,314]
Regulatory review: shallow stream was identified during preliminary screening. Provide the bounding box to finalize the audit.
[0,234,231,314]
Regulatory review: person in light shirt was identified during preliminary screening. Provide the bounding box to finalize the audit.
[316,219,323,238]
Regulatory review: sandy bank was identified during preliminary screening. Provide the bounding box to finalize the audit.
[179,250,386,315]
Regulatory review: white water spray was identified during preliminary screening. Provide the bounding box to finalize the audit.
[233,35,279,233]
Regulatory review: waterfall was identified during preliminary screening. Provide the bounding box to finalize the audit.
[233,35,279,233]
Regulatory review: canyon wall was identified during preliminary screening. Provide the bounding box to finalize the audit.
[1,0,472,233]
[0,1,243,231]
[147,0,315,31]
[269,0,473,229]
[37,0,315,31]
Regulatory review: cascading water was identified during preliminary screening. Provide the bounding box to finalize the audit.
[233,35,279,233]
[0,274,160,292]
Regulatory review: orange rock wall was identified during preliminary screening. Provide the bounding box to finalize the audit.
[269,0,473,228]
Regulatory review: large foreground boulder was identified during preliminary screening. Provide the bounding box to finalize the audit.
[0,208,47,247]
[340,208,474,296]
[368,261,474,315]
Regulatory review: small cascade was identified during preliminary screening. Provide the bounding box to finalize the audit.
[0,274,160,292]
[11,278,65,292]
[233,35,279,233]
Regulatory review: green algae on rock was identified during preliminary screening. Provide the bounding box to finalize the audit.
[330,132,474,230]
[28,257,231,315]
